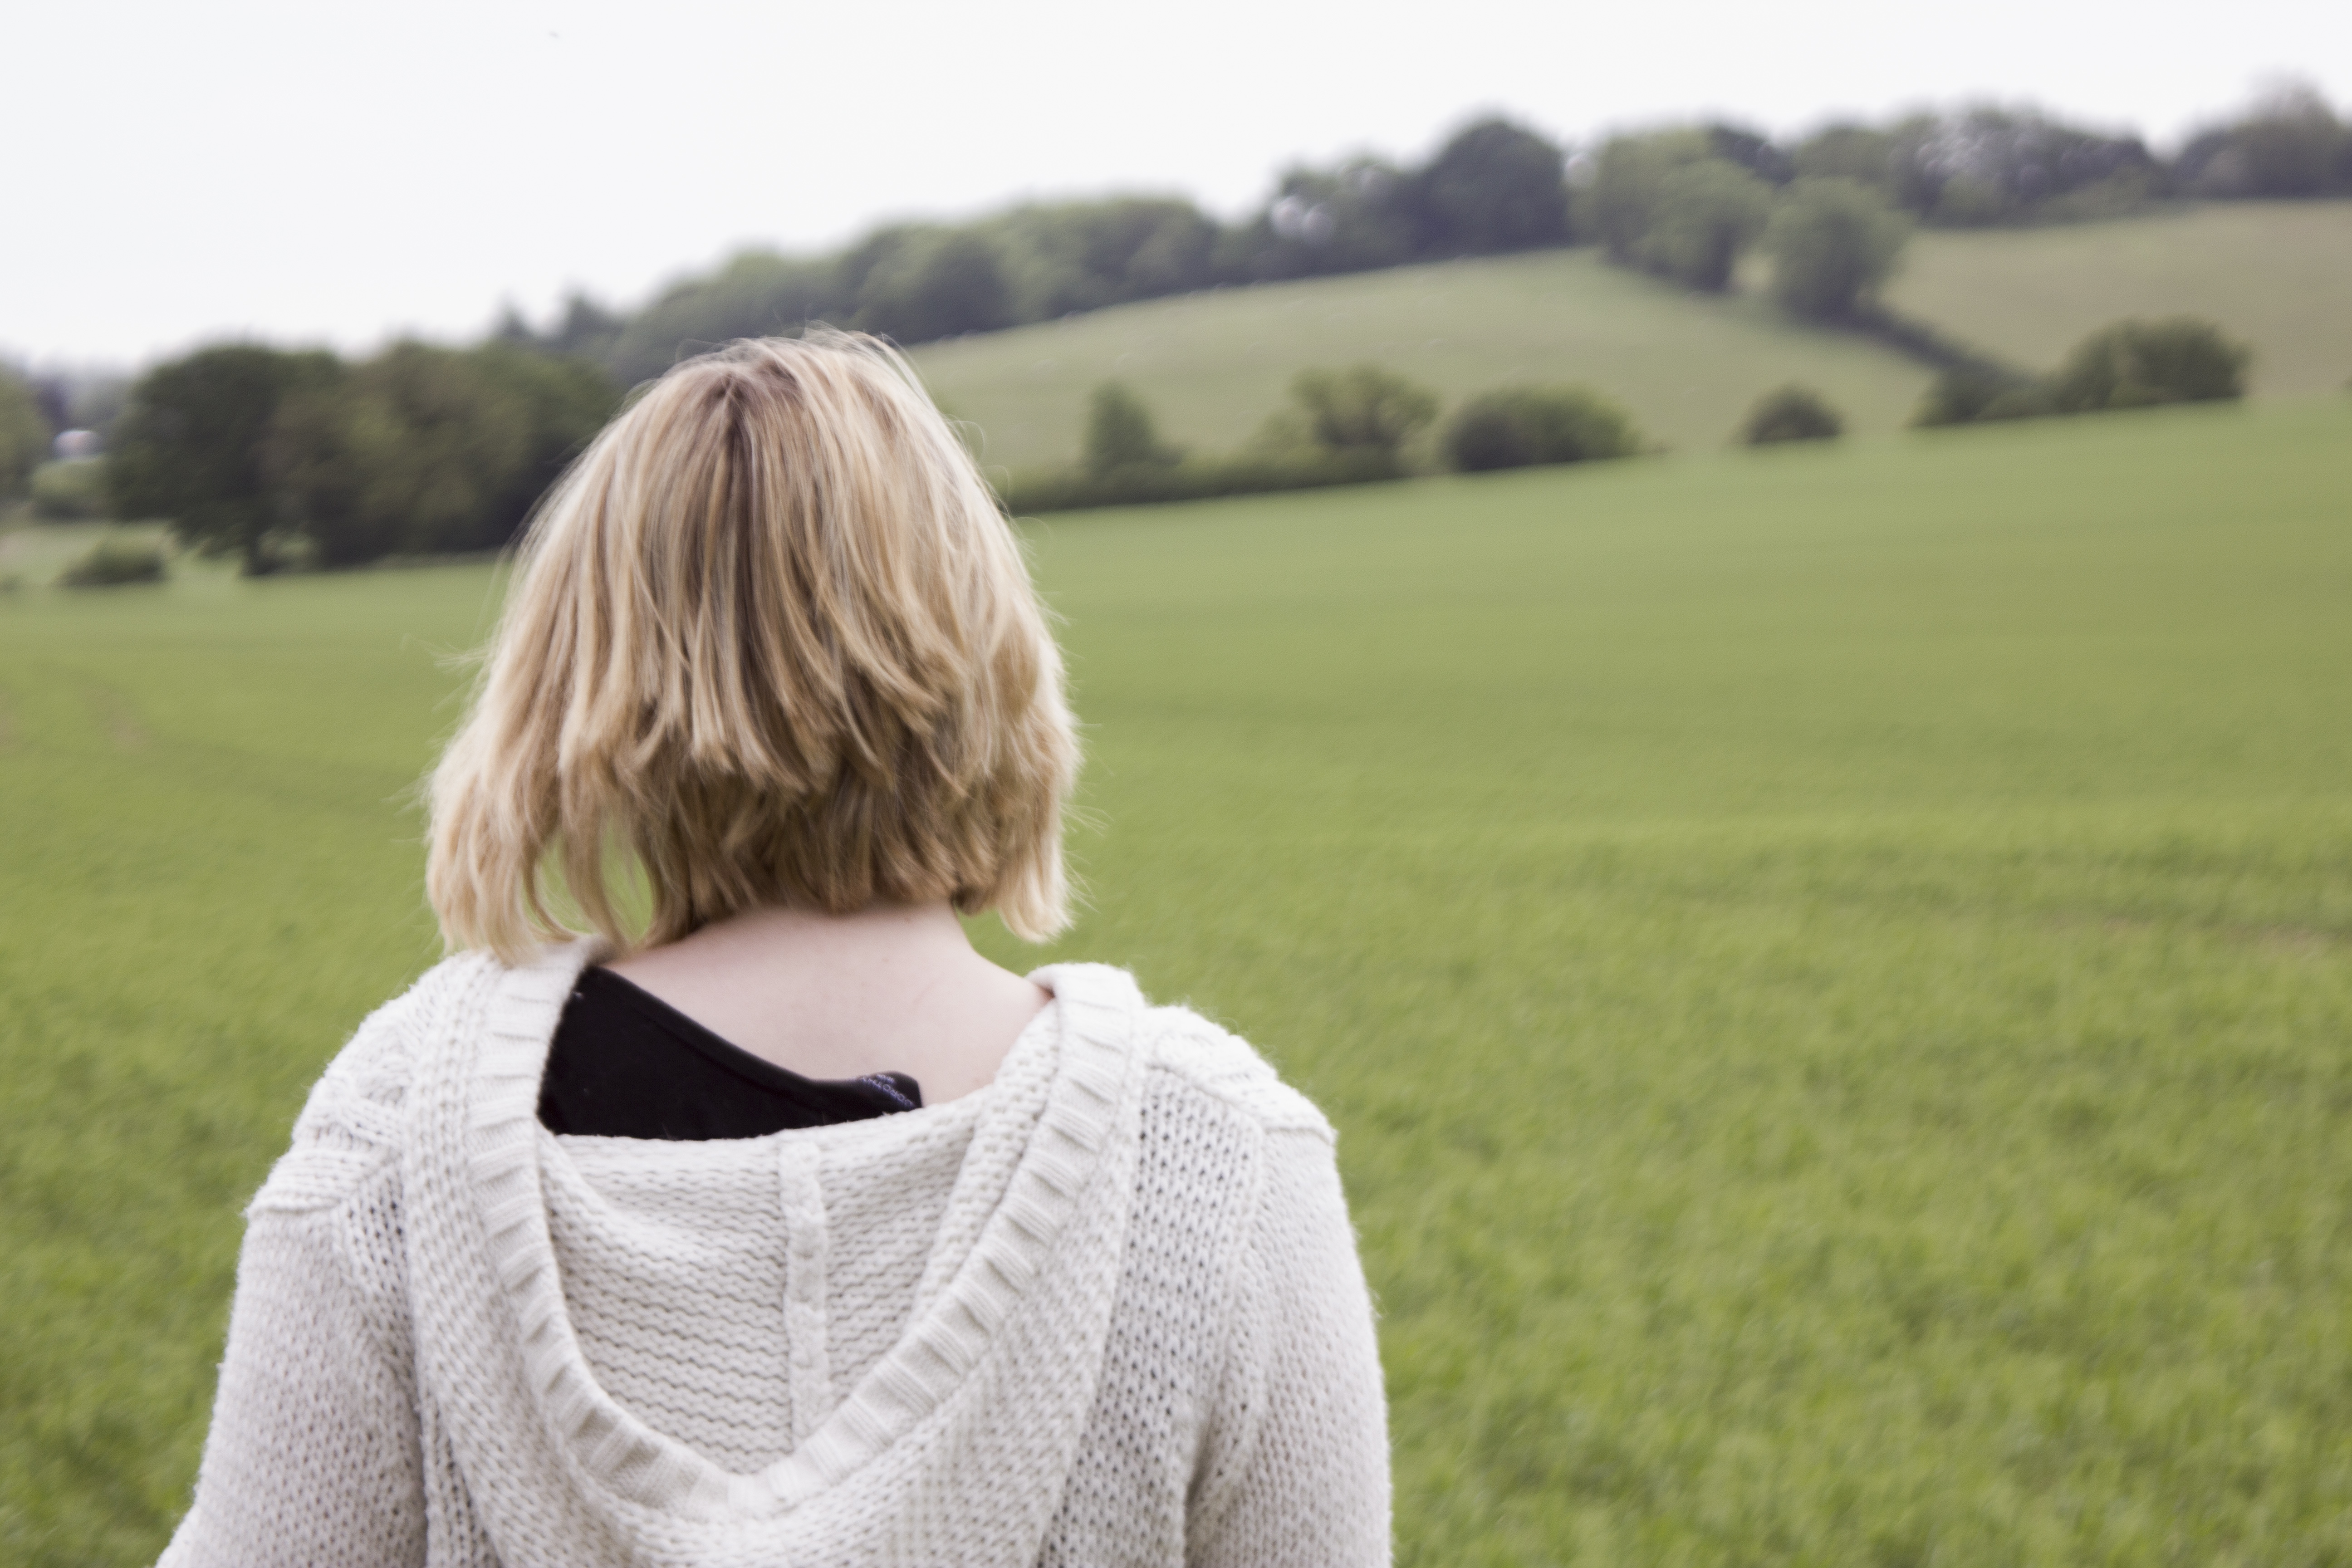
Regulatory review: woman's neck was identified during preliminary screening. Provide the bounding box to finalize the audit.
[604,901,1050,1104]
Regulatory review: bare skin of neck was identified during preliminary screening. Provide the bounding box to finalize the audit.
[604,901,1049,1106]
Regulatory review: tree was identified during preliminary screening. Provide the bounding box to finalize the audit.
[2180,84,2347,197]
[990,199,1222,314]
[1284,365,1439,461]
[2048,318,2250,412]
[856,230,1014,343]
[1222,161,1417,282]
[110,345,341,572]
[270,343,614,566]
[1444,385,1641,472]
[1793,122,1900,187]
[1639,160,1774,291]
[1705,124,1794,186]
[1763,178,1911,321]
[1740,385,1844,444]
[604,251,843,386]
[1408,117,1570,255]
[1588,130,1710,262]
[0,372,49,497]
[1082,382,1180,475]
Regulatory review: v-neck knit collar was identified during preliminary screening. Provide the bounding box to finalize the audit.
[401,938,1148,1563]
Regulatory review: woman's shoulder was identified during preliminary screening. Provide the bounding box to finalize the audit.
[249,951,504,1215]
[1038,961,1334,1141]
[1137,997,1337,1144]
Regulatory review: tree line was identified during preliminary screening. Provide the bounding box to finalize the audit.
[999,368,1651,515]
[500,84,2352,385]
[103,342,615,573]
[6,84,2333,573]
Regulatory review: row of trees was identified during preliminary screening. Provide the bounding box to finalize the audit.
[514,116,1580,386]
[1000,368,1647,514]
[499,86,2350,380]
[1915,318,2252,426]
[106,343,616,572]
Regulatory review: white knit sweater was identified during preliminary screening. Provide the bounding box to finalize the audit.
[159,943,1391,1567]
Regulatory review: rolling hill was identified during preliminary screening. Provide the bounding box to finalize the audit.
[912,250,1935,471]
[1886,201,2352,393]
[913,201,2352,475]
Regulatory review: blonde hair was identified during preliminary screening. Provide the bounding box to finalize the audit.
[426,331,1077,964]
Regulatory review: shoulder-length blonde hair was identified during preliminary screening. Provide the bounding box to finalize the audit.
[426,331,1077,964]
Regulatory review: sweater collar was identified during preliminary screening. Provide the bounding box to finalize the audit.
[402,939,1148,1562]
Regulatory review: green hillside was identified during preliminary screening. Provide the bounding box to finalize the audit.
[913,250,1934,470]
[7,400,2350,1566]
[1887,201,2352,394]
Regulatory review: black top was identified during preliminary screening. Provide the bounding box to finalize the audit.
[536,967,922,1141]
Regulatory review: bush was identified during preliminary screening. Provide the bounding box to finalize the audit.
[1912,368,2048,426]
[0,372,50,498]
[1740,385,1844,445]
[999,449,1399,515]
[1082,382,1181,475]
[29,458,109,519]
[1764,178,1911,321]
[60,539,167,588]
[1444,386,1642,472]
[1283,365,1439,460]
[2049,318,2250,413]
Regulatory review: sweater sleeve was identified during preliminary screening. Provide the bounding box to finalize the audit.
[1190,1126,1393,1568]
[159,1161,426,1568]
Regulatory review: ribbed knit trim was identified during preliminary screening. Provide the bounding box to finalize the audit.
[407,939,1146,1536]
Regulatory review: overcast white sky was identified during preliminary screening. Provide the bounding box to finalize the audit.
[7,0,2347,368]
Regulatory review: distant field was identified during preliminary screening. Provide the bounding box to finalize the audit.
[1888,201,2352,393]
[4,401,2349,1565]
[914,250,1934,470]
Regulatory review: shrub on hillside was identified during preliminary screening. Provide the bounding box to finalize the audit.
[1740,385,1844,445]
[1444,386,1642,472]
[1278,364,1439,463]
[1763,178,1911,321]
[999,448,1399,515]
[1082,382,1182,475]
[1912,369,2056,426]
[1914,318,2247,430]
[1001,367,1438,515]
[30,458,109,519]
[2049,318,2250,413]
[60,539,167,588]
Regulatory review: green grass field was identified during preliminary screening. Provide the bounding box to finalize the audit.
[1887,201,2352,395]
[914,249,1935,470]
[5,402,2349,1565]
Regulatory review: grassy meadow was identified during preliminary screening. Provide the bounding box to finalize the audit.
[4,400,2351,1564]
[1885,201,2352,395]
[914,248,1935,470]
